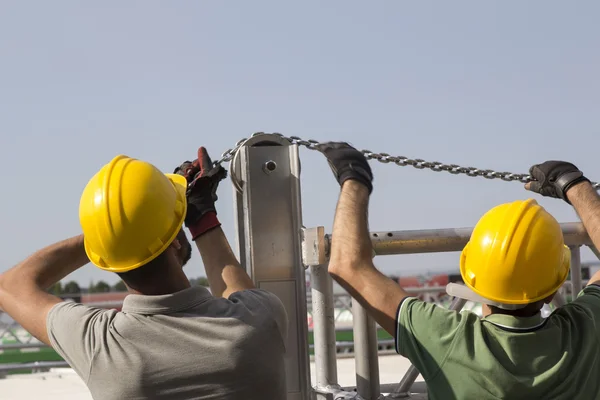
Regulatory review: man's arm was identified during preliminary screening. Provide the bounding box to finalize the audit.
[315,142,411,336]
[0,235,89,345]
[567,182,600,286]
[525,161,600,287]
[328,181,410,336]
[194,225,254,298]
[174,147,255,298]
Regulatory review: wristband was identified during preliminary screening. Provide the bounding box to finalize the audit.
[189,212,221,240]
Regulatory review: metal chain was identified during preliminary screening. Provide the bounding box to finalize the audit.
[215,132,600,189]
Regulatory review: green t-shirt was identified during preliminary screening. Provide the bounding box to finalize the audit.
[396,284,600,400]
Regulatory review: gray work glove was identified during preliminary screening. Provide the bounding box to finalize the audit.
[315,142,374,194]
[526,161,589,204]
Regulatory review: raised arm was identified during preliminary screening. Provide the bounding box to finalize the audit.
[569,183,600,253]
[174,147,254,298]
[525,161,600,285]
[193,226,254,298]
[0,235,89,345]
[317,142,410,336]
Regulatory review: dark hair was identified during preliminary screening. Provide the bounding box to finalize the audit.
[116,229,191,290]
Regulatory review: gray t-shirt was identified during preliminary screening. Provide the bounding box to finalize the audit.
[46,286,288,400]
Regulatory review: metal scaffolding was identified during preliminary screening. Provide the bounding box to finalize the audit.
[231,133,597,400]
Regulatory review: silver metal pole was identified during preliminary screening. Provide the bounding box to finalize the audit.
[231,134,311,400]
[570,245,583,297]
[310,264,339,391]
[352,298,380,399]
[323,223,591,256]
[394,297,467,395]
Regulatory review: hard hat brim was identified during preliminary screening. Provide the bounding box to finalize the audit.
[165,173,188,196]
[446,283,529,310]
[459,243,570,306]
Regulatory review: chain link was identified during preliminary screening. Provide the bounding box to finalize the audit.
[214,132,599,189]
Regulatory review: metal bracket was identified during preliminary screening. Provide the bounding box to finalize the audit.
[303,227,327,268]
[230,132,292,193]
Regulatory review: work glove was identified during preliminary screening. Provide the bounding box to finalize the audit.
[174,147,227,239]
[315,142,374,194]
[526,161,589,204]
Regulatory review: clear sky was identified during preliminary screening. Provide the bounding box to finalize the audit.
[0,1,598,286]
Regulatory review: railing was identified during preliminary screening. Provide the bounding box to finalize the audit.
[0,361,70,377]
[304,224,596,399]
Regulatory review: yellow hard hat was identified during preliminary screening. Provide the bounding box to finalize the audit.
[459,199,570,306]
[79,155,188,273]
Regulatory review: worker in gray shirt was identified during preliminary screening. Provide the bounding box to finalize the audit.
[0,147,288,400]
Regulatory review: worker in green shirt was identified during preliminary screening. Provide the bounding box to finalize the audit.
[317,142,600,400]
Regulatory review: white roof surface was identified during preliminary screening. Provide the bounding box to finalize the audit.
[0,354,421,399]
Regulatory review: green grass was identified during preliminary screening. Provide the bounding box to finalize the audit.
[307,327,392,355]
[0,347,64,364]
[307,327,392,343]
[0,338,65,375]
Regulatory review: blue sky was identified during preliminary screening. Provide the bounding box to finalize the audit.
[0,1,598,286]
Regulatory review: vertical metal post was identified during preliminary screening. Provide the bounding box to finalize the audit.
[570,245,582,297]
[394,297,467,395]
[352,299,380,399]
[231,134,311,400]
[310,263,339,394]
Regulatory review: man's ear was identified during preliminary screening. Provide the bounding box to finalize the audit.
[170,237,182,251]
[543,292,556,305]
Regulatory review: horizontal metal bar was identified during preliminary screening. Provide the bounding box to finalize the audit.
[341,382,428,395]
[325,222,591,255]
[0,361,70,373]
[0,342,47,350]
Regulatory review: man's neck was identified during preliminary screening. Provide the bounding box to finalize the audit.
[483,303,541,318]
[127,277,191,296]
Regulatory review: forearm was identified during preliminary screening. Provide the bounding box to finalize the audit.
[569,182,600,250]
[0,235,88,306]
[194,227,254,298]
[568,182,600,285]
[327,180,408,335]
[328,181,374,270]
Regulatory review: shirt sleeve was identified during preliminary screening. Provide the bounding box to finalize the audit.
[561,284,600,334]
[229,289,288,342]
[396,297,466,380]
[46,301,114,383]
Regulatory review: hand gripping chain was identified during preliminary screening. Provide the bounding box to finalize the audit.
[214,132,600,190]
